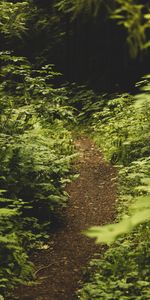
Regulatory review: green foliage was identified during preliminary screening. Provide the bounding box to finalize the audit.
[0,52,76,297]
[78,228,150,300]
[92,91,150,164]
[20,0,150,60]
[85,78,150,241]
[77,76,150,299]
[0,190,33,296]
[55,0,105,16]
[84,195,150,244]
[110,0,149,58]
[0,1,29,37]
[0,124,74,210]
[56,0,150,58]
[67,84,106,124]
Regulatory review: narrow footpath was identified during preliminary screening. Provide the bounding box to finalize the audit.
[16,137,117,300]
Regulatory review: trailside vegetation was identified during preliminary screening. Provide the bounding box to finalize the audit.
[0,51,76,299]
[77,78,150,299]
[1,0,150,299]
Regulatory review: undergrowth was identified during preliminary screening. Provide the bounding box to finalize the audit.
[1,52,150,299]
[0,52,76,299]
[77,77,150,299]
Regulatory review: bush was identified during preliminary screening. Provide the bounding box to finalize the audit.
[77,76,150,299]
[0,52,76,297]
[78,228,150,300]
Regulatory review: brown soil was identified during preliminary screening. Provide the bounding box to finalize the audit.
[15,137,117,300]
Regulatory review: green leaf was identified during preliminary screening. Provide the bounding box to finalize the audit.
[84,218,132,245]
[84,196,150,245]
[0,208,17,217]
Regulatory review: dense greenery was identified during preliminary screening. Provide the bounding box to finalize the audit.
[0,51,76,298]
[1,0,150,88]
[77,78,150,299]
[1,0,150,299]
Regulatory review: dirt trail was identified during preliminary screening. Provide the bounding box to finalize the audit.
[16,137,117,300]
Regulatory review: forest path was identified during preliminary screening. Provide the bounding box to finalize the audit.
[16,136,117,300]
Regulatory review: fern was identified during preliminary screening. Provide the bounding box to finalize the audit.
[78,75,150,300]
[0,1,29,37]
[0,52,75,297]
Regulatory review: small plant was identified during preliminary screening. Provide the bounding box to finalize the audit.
[0,190,33,297]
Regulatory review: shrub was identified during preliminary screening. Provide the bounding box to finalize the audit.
[77,76,150,299]
[0,52,76,297]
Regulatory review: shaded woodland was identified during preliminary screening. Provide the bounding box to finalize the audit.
[0,1,150,299]
[1,0,150,90]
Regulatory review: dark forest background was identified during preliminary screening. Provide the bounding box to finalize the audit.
[1,0,150,91]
